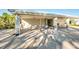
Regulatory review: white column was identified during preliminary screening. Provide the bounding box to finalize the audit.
[40,19,42,27]
[52,19,53,26]
[53,17,58,40]
[15,15,21,35]
[66,18,70,26]
[39,19,42,30]
[46,19,48,26]
[53,17,58,27]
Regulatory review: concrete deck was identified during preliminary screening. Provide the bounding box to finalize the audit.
[0,28,79,49]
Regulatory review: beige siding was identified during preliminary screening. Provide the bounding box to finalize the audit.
[21,18,45,29]
[57,17,66,27]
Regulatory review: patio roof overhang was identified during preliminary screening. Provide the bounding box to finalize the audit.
[13,11,79,19]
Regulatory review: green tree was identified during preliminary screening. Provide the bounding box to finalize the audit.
[0,17,5,29]
[0,13,15,29]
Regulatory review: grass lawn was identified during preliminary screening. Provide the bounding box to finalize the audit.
[69,25,79,29]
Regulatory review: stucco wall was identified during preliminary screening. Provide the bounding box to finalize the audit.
[21,17,66,29]
[57,17,66,27]
[21,18,45,29]
[20,16,67,29]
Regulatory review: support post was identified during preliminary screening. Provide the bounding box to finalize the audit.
[66,18,70,26]
[40,19,42,27]
[53,17,58,41]
[53,17,58,28]
[46,19,47,25]
[52,19,53,27]
[15,15,21,36]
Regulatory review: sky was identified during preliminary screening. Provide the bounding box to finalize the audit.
[0,9,79,16]
[0,9,11,15]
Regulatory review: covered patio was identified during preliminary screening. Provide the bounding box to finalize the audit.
[14,11,79,35]
[0,11,79,49]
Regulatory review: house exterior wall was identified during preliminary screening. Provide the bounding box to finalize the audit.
[21,18,45,29]
[57,17,66,27]
[19,14,69,29]
[15,14,78,35]
[20,17,67,29]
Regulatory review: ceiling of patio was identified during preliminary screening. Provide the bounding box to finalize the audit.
[14,12,79,19]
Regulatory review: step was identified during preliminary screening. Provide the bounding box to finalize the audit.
[0,35,15,49]
[62,41,75,49]
[7,33,39,48]
[33,34,43,48]
[69,41,79,48]
[17,38,35,49]
[0,34,12,41]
